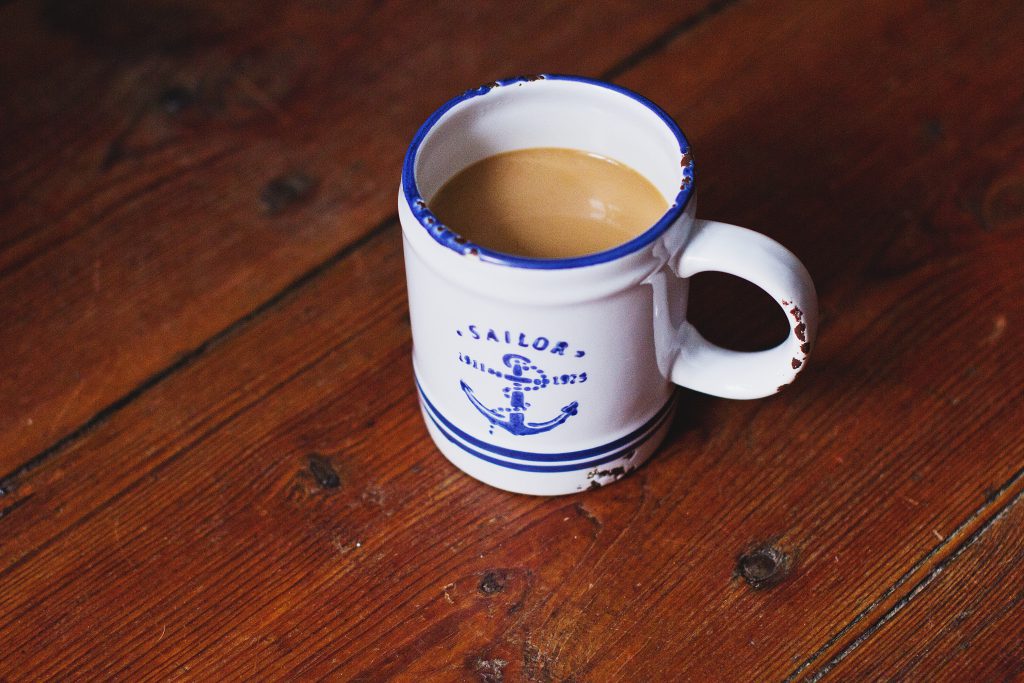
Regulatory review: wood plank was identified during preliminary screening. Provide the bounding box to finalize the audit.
[823,488,1024,681]
[0,0,717,475]
[2,0,1023,679]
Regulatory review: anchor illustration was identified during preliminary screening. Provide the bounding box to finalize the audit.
[461,353,578,436]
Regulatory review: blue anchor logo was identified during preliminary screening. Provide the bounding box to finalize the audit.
[461,353,579,436]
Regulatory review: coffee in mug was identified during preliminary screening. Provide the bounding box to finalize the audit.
[429,147,668,259]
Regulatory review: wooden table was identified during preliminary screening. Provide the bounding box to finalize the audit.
[2,1,1022,680]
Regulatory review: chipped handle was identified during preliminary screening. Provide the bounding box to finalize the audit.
[671,220,818,399]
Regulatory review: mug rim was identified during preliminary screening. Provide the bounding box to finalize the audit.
[401,74,695,270]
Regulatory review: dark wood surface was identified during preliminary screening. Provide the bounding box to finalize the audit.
[1,0,1022,680]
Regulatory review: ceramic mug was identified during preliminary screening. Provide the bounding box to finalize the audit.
[399,75,817,496]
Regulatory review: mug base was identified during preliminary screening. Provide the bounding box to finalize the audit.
[417,397,676,496]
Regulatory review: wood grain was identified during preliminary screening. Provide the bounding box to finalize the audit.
[824,488,1024,681]
[1,0,1023,680]
[0,0,720,476]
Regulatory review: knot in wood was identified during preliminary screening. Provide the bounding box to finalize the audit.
[737,544,792,590]
[307,454,340,489]
[262,173,315,215]
[478,570,507,595]
[158,85,194,114]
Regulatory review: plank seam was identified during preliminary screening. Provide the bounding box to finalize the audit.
[0,215,395,495]
[0,0,742,502]
[602,0,742,80]
[786,461,1024,681]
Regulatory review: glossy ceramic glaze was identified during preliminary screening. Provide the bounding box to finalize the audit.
[399,76,817,495]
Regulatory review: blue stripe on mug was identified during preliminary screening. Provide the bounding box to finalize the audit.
[421,403,667,473]
[415,377,675,462]
[415,379,675,470]
[420,394,670,469]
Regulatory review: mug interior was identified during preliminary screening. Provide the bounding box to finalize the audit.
[403,75,694,269]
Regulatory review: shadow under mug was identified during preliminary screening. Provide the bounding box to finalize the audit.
[399,75,817,496]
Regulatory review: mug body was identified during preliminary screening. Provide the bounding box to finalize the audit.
[399,76,696,495]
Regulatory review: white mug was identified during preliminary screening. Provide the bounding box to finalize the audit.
[399,75,817,496]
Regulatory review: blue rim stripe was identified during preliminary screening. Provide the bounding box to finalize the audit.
[416,377,675,462]
[422,404,666,473]
[402,74,695,270]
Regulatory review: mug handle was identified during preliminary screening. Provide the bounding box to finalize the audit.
[671,220,818,399]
